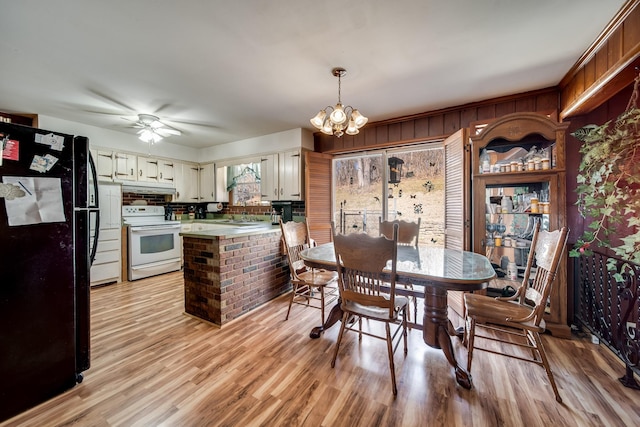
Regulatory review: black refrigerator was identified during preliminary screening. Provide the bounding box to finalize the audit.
[0,122,99,422]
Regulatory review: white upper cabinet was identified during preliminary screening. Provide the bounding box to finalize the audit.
[261,150,303,201]
[260,154,279,201]
[174,162,200,202]
[158,160,175,185]
[113,152,137,181]
[137,156,159,182]
[93,149,115,181]
[215,166,230,203]
[279,150,302,200]
[199,162,216,202]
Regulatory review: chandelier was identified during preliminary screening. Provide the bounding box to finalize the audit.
[310,67,368,137]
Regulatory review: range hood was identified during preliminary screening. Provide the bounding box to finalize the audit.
[120,181,176,195]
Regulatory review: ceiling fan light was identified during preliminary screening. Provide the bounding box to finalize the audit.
[310,110,326,129]
[138,129,163,144]
[329,103,347,125]
[351,109,368,128]
[138,129,154,143]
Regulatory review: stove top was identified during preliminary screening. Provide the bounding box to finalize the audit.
[122,205,180,226]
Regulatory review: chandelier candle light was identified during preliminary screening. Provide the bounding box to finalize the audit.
[310,67,368,137]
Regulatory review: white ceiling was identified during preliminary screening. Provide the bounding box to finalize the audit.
[0,0,627,149]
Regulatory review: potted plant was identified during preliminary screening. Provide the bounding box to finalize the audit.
[570,74,640,280]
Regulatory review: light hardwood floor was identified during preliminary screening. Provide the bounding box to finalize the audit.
[2,271,639,427]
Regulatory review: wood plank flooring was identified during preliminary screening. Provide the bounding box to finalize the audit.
[2,271,639,427]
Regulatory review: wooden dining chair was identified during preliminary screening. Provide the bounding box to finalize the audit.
[331,222,409,396]
[464,222,569,402]
[379,217,421,248]
[280,220,338,326]
[379,217,421,322]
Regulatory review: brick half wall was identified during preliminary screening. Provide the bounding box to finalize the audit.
[183,230,290,326]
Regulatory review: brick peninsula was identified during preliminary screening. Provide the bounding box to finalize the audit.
[180,222,290,326]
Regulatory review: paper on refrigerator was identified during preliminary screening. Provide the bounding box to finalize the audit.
[1,176,65,226]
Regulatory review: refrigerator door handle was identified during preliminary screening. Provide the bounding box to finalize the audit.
[88,152,99,209]
[89,209,100,266]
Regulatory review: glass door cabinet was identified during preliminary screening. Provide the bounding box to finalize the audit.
[470,112,570,338]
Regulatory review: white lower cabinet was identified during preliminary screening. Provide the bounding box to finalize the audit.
[90,183,122,286]
[91,229,122,286]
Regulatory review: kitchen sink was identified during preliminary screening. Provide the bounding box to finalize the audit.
[207,219,268,227]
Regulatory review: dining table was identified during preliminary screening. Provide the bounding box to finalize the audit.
[299,242,496,389]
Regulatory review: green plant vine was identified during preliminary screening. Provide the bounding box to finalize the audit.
[570,73,640,280]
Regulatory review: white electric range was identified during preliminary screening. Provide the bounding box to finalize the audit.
[122,206,181,280]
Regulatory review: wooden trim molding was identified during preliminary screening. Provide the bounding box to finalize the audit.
[559,0,640,119]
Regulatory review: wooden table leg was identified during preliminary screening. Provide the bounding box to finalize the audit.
[310,299,343,339]
[422,285,473,389]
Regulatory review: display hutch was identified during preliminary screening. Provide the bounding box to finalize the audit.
[470,112,570,338]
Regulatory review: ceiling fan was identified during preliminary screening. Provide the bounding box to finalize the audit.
[128,114,181,144]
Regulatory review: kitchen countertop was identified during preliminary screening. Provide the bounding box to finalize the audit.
[179,220,280,239]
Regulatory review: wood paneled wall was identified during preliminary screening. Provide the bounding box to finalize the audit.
[314,89,559,153]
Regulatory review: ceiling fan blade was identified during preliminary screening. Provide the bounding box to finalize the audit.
[155,127,181,136]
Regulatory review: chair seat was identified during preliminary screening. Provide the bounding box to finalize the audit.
[464,293,545,332]
[342,296,409,322]
[296,269,338,286]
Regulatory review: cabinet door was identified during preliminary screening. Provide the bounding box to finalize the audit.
[260,154,278,201]
[174,162,200,202]
[184,164,200,202]
[98,183,122,229]
[158,160,175,184]
[114,152,137,181]
[279,150,302,200]
[215,165,229,203]
[94,150,115,181]
[137,156,159,182]
[199,163,215,201]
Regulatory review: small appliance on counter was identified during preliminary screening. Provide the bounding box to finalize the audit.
[196,206,206,219]
[270,209,281,225]
[164,204,174,221]
[271,201,293,223]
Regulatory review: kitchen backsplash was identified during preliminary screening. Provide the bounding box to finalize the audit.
[122,192,305,218]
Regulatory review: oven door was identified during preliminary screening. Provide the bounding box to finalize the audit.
[128,223,181,279]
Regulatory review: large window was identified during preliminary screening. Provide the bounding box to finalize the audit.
[333,144,445,246]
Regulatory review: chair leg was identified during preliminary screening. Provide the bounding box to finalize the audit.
[285,283,297,320]
[385,322,398,396]
[331,312,349,368]
[403,309,408,356]
[320,286,325,325]
[530,331,562,403]
[466,317,476,373]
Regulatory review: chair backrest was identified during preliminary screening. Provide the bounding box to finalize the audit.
[332,222,399,318]
[518,221,569,326]
[379,217,420,247]
[280,220,312,280]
